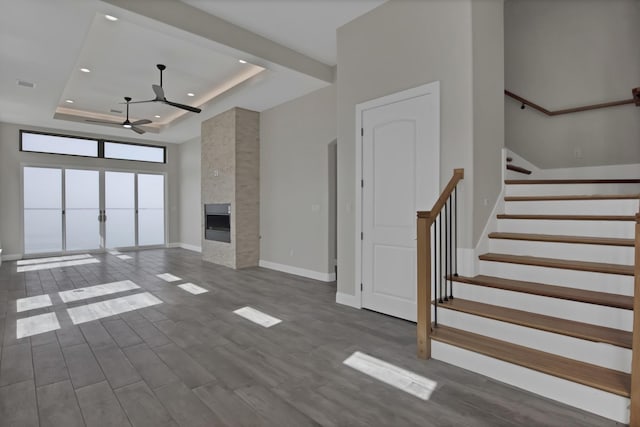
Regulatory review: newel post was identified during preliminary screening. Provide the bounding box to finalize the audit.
[417,211,432,359]
[630,213,640,426]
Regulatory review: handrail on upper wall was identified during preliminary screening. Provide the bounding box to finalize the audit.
[505,87,640,116]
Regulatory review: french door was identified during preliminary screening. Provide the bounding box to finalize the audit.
[23,166,165,255]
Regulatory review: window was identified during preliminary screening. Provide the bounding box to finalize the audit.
[104,141,165,163]
[19,131,166,164]
[21,132,98,157]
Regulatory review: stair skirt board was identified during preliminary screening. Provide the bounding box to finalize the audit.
[504,199,639,216]
[497,218,634,238]
[434,309,630,372]
[451,282,632,331]
[479,261,633,294]
[505,183,640,197]
[431,341,630,424]
[488,239,634,265]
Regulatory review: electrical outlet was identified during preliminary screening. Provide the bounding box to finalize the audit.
[289,249,294,257]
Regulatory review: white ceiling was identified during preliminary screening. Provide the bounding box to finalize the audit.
[182,0,386,66]
[0,0,385,143]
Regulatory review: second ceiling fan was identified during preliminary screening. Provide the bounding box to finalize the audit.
[130,64,202,114]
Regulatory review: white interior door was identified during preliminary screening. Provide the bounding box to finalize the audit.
[361,85,439,321]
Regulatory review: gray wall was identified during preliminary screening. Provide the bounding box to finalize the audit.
[505,0,640,168]
[472,0,505,243]
[336,0,476,297]
[178,136,202,250]
[260,84,337,276]
[0,121,180,257]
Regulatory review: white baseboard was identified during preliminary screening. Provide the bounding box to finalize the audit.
[1,253,21,262]
[335,291,362,309]
[167,243,202,253]
[258,259,336,282]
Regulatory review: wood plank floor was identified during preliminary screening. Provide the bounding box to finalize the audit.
[0,248,620,426]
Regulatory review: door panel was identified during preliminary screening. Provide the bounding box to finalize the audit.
[23,167,62,254]
[137,173,165,246]
[361,88,439,321]
[105,171,136,248]
[65,169,100,251]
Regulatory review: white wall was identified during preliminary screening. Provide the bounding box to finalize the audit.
[505,0,640,168]
[472,0,505,244]
[260,84,337,279]
[178,136,202,251]
[336,0,475,297]
[0,121,180,258]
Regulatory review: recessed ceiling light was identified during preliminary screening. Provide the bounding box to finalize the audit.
[238,59,247,64]
[65,99,74,104]
[187,93,195,97]
[154,115,161,118]
[80,68,91,73]
[105,14,118,21]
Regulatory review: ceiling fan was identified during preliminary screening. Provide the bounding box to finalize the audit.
[130,64,202,114]
[85,97,152,134]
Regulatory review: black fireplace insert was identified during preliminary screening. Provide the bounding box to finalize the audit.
[205,203,231,242]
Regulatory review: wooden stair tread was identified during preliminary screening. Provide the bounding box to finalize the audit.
[479,253,633,276]
[488,232,634,247]
[497,214,635,221]
[506,178,640,185]
[451,274,633,310]
[505,194,640,201]
[436,298,631,348]
[430,325,630,397]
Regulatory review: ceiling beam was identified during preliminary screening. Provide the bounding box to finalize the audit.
[102,0,335,83]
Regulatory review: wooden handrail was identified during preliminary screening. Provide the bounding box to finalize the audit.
[630,213,640,425]
[417,168,464,359]
[505,88,640,116]
[418,168,465,224]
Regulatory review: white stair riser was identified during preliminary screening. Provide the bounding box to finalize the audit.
[432,341,629,424]
[489,239,634,265]
[504,199,639,216]
[505,183,640,197]
[478,261,633,295]
[497,219,634,238]
[451,282,632,331]
[437,309,630,372]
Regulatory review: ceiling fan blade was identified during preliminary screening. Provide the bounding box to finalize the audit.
[127,99,157,104]
[131,126,146,135]
[131,119,152,126]
[163,99,202,114]
[85,119,121,125]
[152,84,165,100]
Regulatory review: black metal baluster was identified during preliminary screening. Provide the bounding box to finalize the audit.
[454,187,458,277]
[433,221,438,326]
[438,214,443,304]
[443,204,448,301]
[449,193,453,300]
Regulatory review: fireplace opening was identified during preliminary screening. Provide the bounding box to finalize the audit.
[205,203,231,242]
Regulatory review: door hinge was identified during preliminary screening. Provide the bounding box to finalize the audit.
[361,179,364,188]
[361,283,363,291]
[360,232,363,240]
[361,128,364,136]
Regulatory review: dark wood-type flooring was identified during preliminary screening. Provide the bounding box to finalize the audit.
[0,248,621,426]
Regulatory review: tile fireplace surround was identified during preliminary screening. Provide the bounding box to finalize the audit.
[201,107,259,269]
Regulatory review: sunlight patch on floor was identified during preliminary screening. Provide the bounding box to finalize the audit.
[343,351,437,400]
[17,254,93,266]
[178,283,208,295]
[16,294,53,313]
[58,280,140,303]
[233,306,282,328]
[116,254,132,260]
[17,257,99,272]
[16,312,61,338]
[66,292,162,325]
[157,273,181,282]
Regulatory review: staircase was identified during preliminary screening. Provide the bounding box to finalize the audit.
[417,174,640,424]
